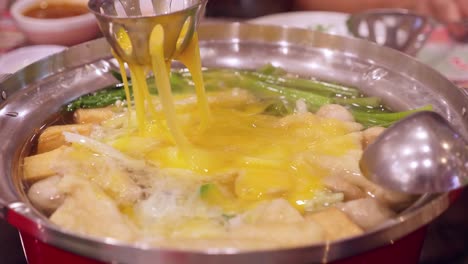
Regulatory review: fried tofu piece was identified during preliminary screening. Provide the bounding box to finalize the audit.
[307,207,363,241]
[323,175,365,201]
[37,124,92,153]
[338,198,395,230]
[23,146,67,181]
[73,108,114,124]
[50,175,137,242]
[230,221,325,247]
[362,126,385,149]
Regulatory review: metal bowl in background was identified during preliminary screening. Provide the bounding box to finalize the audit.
[0,23,468,264]
[347,9,435,56]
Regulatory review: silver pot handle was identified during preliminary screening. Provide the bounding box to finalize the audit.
[2,201,47,239]
[0,198,7,219]
[0,74,12,82]
[460,86,468,97]
[0,200,32,227]
[0,73,27,105]
[0,74,12,104]
[0,38,113,106]
[0,180,18,220]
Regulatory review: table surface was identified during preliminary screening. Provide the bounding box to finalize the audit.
[1,10,468,264]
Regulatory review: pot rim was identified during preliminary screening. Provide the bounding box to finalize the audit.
[0,22,466,263]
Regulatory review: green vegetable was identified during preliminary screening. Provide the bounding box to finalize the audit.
[352,104,433,127]
[66,72,193,111]
[199,70,380,112]
[263,99,295,116]
[245,71,361,97]
[66,64,433,128]
[332,97,382,108]
[238,74,332,111]
[199,183,216,197]
[221,214,236,221]
[258,63,287,75]
[111,71,125,83]
[199,183,230,206]
[66,85,128,112]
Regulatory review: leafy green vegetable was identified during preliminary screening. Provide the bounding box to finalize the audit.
[66,64,433,127]
[111,71,125,83]
[258,63,287,76]
[263,99,295,116]
[352,104,433,127]
[199,183,229,205]
[245,71,360,97]
[66,85,128,112]
[221,214,236,221]
[66,72,193,111]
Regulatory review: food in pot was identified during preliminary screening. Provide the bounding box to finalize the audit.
[22,64,429,250]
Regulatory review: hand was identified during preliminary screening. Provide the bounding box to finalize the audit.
[415,0,468,23]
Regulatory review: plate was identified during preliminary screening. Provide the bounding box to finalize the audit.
[248,11,352,37]
[0,45,67,74]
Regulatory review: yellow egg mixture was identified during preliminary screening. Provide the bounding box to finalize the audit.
[24,24,370,249]
[110,24,357,212]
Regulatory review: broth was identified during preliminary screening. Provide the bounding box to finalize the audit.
[23,2,89,19]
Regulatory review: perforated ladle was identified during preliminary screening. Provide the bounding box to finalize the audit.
[360,111,468,194]
[347,9,435,56]
[88,0,207,65]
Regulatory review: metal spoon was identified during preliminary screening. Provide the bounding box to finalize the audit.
[360,111,468,194]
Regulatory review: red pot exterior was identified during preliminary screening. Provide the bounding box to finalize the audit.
[21,233,103,264]
[333,228,427,264]
[20,228,427,264]
[17,167,463,264]
[15,190,462,264]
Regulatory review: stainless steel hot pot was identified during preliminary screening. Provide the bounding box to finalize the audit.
[0,23,467,264]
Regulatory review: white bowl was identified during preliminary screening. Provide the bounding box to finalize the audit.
[10,0,100,46]
[0,45,66,74]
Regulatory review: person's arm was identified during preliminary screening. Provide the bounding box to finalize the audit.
[294,0,468,23]
[293,0,415,13]
[415,0,468,23]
